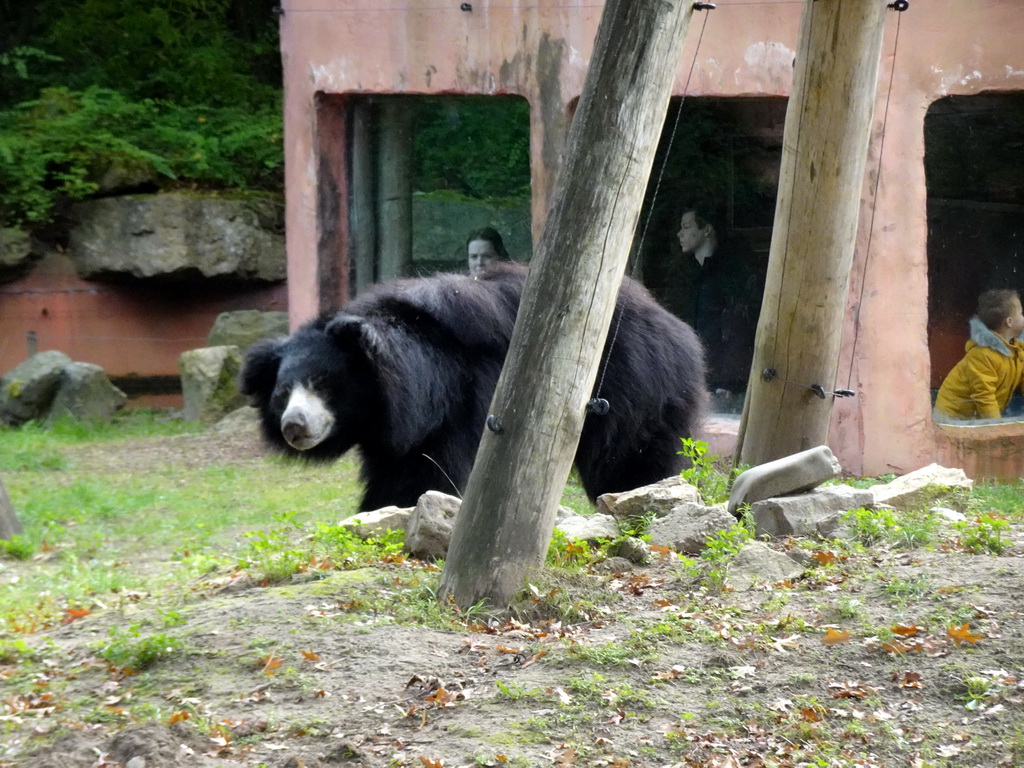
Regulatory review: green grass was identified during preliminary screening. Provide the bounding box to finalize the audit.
[0,410,598,635]
[0,411,365,633]
[0,411,196,471]
[970,479,1024,521]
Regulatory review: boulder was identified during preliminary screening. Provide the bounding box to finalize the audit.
[207,310,290,352]
[0,227,36,282]
[724,541,807,591]
[0,350,73,425]
[555,513,619,544]
[69,192,285,281]
[728,445,842,515]
[341,506,413,539]
[88,155,160,194]
[750,485,874,539]
[596,475,702,522]
[48,362,127,423]
[208,405,261,435]
[869,464,973,512]
[404,491,462,559]
[607,536,650,564]
[179,346,248,423]
[648,502,736,554]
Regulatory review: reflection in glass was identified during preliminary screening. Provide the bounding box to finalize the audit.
[635,98,785,412]
[927,94,1024,423]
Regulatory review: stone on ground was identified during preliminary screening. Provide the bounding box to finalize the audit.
[728,445,842,515]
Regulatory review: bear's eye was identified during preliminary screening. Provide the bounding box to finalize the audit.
[271,384,291,410]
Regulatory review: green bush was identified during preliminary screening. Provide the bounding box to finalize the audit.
[0,86,282,226]
[413,97,532,201]
[0,0,283,227]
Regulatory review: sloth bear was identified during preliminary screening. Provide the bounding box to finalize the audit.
[240,263,707,512]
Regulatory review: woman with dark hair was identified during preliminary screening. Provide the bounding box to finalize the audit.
[466,226,510,277]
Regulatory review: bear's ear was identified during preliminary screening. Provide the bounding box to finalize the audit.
[239,338,285,398]
[325,314,386,360]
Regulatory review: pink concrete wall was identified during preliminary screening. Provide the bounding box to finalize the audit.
[279,0,1024,480]
[0,252,287,400]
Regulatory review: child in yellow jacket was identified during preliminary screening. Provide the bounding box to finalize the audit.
[935,289,1024,419]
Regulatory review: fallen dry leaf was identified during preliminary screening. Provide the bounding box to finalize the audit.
[948,623,982,647]
[892,623,922,636]
[63,608,91,623]
[893,671,924,689]
[822,628,852,646]
[770,634,801,652]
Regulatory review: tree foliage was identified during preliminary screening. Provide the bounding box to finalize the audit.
[412,97,532,202]
[0,0,534,228]
[0,0,283,227]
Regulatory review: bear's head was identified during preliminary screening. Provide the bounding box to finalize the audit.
[240,314,384,460]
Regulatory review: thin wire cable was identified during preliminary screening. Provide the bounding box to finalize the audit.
[592,6,712,401]
[843,8,903,392]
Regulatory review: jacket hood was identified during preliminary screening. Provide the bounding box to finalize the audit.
[967,315,1015,357]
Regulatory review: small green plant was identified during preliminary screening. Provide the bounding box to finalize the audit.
[699,521,752,591]
[241,510,311,582]
[546,528,597,568]
[0,534,34,560]
[882,574,933,601]
[94,625,185,670]
[313,523,405,567]
[495,679,544,701]
[953,514,1010,555]
[958,673,1000,710]
[678,438,741,505]
[843,506,898,546]
[702,522,752,565]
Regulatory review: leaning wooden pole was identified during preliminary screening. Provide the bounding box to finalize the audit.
[439,0,695,609]
[735,0,889,465]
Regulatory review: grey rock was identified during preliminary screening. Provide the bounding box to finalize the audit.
[208,405,261,435]
[596,475,702,521]
[89,155,160,195]
[48,362,127,423]
[207,310,290,352]
[179,346,247,423]
[869,463,973,512]
[648,502,736,554]
[0,227,36,282]
[596,556,634,573]
[404,491,462,559]
[724,540,806,591]
[728,445,842,515]
[608,536,650,564]
[930,506,967,523]
[784,548,816,566]
[342,506,413,539]
[555,513,619,544]
[750,485,874,539]
[554,505,576,523]
[0,350,73,425]
[69,192,285,281]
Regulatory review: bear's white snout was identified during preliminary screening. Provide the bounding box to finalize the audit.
[280,383,335,451]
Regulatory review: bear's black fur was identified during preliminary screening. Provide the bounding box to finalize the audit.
[240,263,707,511]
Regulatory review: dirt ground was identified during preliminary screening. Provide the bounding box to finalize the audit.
[2,429,1023,768]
